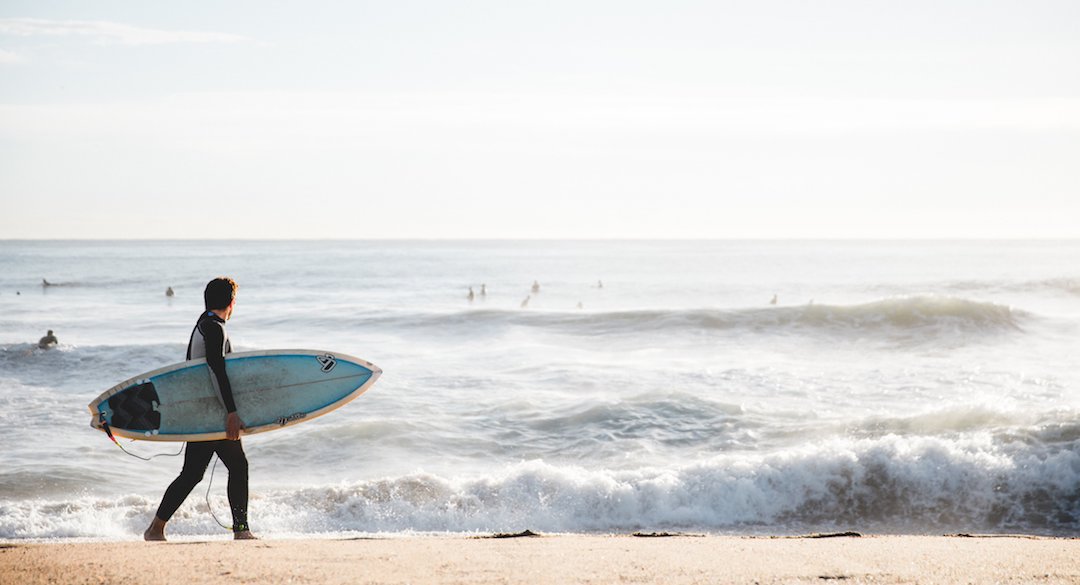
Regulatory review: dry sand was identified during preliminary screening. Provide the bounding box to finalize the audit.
[2,534,1078,584]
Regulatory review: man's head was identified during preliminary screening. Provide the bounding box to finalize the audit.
[204,277,239,317]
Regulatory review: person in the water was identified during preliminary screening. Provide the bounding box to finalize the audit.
[144,277,256,542]
[38,330,58,349]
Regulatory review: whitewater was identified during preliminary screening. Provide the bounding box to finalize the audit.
[0,240,1077,540]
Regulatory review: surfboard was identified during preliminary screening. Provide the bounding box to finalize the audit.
[88,350,381,442]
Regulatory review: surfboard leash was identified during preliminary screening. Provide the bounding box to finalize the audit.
[98,413,184,461]
[205,455,236,532]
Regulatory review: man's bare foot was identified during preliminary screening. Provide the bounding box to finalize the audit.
[233,530,258,540]
[144,517,167,541]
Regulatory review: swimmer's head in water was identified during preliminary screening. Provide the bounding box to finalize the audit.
[204,277,238,311]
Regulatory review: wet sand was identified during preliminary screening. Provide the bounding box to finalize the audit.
[2,534,1078,584]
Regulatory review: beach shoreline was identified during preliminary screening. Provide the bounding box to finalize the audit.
[3,534,1078,584]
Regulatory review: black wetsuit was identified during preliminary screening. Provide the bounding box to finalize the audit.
[154,311,249,533]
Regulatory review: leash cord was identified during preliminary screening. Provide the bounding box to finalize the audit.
[205,455,233,531]
[101,419,184,461]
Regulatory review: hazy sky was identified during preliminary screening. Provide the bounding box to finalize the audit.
[1,1,1077,238]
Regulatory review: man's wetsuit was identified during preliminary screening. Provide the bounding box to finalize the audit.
[153,311,249,533]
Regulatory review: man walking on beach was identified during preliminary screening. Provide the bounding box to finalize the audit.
[144,277,256,541]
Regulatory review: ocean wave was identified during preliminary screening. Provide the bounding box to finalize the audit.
[29,276,170,289]
[248,390,757,471]
[839,408,1080,454]
[4,433,1076,540]
[255,434,1079,536]
[1009,278,1080,296]
[350,296,1027,340]
[846,405,1053,437]
[0,343,182,389]
[1042,278,1080,295]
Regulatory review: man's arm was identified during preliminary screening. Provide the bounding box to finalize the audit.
[200,319,238,414]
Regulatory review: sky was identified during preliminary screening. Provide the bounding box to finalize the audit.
[1,0,1078,239]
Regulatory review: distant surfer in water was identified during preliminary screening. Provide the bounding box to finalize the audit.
[37,330,58,349]
[531,280,541,294]
[145,277,256,541]
[166,287,174,297]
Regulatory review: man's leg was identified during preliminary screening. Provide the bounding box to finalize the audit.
[145,442,215,541]
[213,439,255,539]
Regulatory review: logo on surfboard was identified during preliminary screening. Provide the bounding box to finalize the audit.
[278,412,307,426]
[316,354,336,373]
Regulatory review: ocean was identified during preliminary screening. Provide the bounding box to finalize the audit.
[0,239,1077,540]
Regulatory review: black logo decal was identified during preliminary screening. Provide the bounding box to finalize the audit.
[278,412,307,426]
[316,354,337,373]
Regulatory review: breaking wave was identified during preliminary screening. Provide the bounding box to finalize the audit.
[5,432,1077,540]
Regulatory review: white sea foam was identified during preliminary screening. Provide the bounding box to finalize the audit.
[246,434,1080,535]
[2,433,1077,540]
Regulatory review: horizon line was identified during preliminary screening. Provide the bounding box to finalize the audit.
[2,236,1079,243]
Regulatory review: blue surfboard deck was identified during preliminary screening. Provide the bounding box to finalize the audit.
[88,350,381,442]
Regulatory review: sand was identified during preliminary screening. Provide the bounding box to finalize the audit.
[2,534,1078,584]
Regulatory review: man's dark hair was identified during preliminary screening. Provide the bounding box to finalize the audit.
[204,277,238,311]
